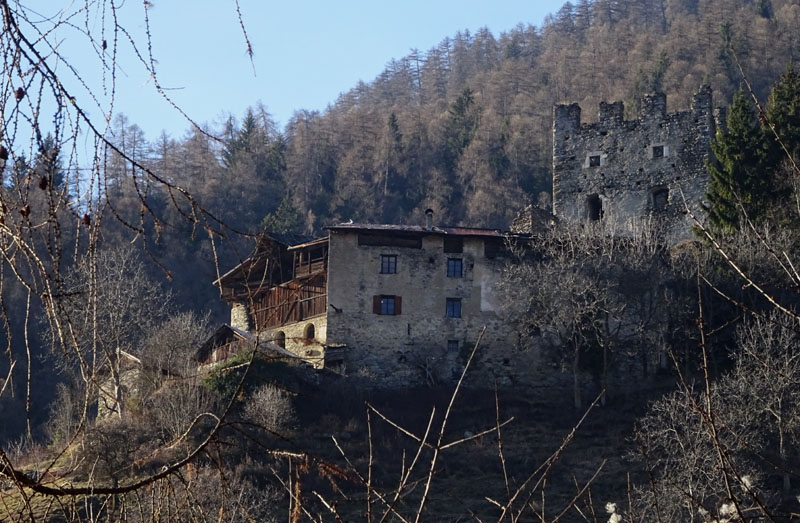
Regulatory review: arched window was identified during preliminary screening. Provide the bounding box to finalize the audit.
[304,323,315,340]
[275,331,286,348]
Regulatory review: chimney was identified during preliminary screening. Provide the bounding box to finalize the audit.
[425,208,434,231]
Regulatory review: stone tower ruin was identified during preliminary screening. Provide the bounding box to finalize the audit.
[552,86,716,240]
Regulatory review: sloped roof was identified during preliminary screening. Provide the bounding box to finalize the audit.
[194,323,250,362]
[214,232,322,287]
[194,323,310,365]
[327,222,508,237]
[265,232,317,247]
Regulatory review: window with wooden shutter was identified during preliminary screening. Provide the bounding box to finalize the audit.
[373,295,381,314]
[374,295,400,315]
[372,294,403,316]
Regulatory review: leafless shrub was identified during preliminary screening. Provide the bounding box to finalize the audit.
[632,384,763,522]
[726,311,800,494]
[79,418,158,489]
[244,383,295,435]
[629,310,800,521]
[140,311,210,379]
[45,382,84,447]
[145,378,220,444]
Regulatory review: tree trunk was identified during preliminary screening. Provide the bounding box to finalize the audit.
[113,348,123,419]
[780,428,790,492]
[573,344,582,409]
[601,343,608,407]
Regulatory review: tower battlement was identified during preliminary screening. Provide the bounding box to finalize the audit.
[552,86,715,240]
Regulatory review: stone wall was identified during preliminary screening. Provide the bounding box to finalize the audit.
[230,302,252,332]
[97,367,143,420]
[325,229,546,387]
[552,86,715,241]
[262,315,328,368]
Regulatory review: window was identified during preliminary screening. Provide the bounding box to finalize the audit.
[652,187,669,212]
[380,254,397,274]
[304,323,315,340]
[484,238,508,259]
[586,194,603,221]
[447,258,463,278]
[443,237,463,253]
[359,232,422,249]
[275,331,286,348]
[446,298,462,318]
[373,295,402,315]
[381,296,395,315]
[589,154,601,167]
[447,340,459,353]
[652,145,664,158]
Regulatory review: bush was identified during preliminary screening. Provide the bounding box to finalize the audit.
[243,384,295,435]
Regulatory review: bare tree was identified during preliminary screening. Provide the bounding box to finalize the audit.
[632,383,763,522]
[501,221,682,408]
[139,311,210,383]
[54,246,170,419]
[726,311,800,494]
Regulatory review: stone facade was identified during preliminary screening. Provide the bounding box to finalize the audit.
[325,225,522,386]
[212,223,547,387]
[552,86,716,241]
[97,355,144,420]
[230,302,252,332]
[262,315,328,368]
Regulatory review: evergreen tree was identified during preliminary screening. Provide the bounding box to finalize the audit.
[757,0,773,19]
[35,133,64,189]
[705,88,770,232]
[443,87,478,173]
[765,62,800,165]
[7,153,29,190]
[261,196,301,234]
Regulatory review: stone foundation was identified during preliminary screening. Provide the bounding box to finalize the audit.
[262,315,328,368]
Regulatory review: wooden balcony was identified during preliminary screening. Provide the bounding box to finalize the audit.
[252,272,327,331]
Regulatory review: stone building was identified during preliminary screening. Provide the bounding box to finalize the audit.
[209,232,331,368]
[552,86,717,240]
[207,213,535,386]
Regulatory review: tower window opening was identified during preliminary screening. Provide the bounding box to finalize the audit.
[652,187,669,212]
[587,194,603,221]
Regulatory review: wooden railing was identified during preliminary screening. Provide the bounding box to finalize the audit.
[201,338,251,366]
[295,259,326,277]
[252,273,327,331]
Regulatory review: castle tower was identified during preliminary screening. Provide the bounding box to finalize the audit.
[551,86,715,240]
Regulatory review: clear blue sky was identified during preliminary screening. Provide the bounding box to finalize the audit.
[38,1,565,139]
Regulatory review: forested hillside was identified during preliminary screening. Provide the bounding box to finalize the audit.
[1,0,798,444]
[100,0,800,239]
[5,1,800,520]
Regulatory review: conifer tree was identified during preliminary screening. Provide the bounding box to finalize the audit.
[705,88,770,232]
[765,62,800,165]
